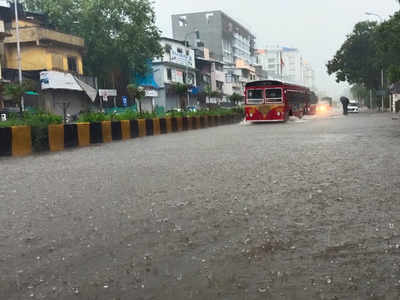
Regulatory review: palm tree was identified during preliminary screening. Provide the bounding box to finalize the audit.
[3,80,35,113]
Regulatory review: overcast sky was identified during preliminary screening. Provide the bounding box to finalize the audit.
[154,0,399,98]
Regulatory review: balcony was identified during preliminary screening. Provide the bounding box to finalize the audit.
[4,26,84,49]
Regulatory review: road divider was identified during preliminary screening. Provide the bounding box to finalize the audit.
[0,113,242,157]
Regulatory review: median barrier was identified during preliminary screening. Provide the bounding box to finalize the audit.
[171,117,178,132]
[159,118,167,134]
[1,112,243,158]
[130,120,139,138]
[0,127,12,156]
[145,119,154,136]
[153,118,161,135]
[48,124,64,152]
[165,118,172,133]
[176,117,183,131]
[138,119,146,137]
[121,120,131,140]
[77,123,90,147]
[101,121,112,143]
[111,121,122,141]
[12,126,31,157]
[64,124,78,148]
[90,122,103,144]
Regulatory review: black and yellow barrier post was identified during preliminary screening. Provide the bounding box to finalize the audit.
[182,117,188,131]
[0,127,12,156]
[138,119,146,137]
[171,117,178,132]
[121,120,131,140]
[90,122,103,144]
[176,117,183,131]
[166,118,172,133]
[77,123,90,147]
[190,117,197,130]
[11,126,32,157]
[64,124,78,148]
[159,118,167,134]
[130,120,139,138]
[48,124,64,152]
[145,119,154,136]
[101,121,112,143]
[196,116,201,129]
[111,121,122,141]
[153,118,161,135]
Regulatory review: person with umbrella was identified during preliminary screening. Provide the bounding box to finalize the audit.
[340,96,350,115]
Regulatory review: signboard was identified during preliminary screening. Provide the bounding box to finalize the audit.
[145,90,158,97]
[171,49,194,68]
[122,96,128,107]
[1,113,6,121]
[376,89,387,97]
[102,96,108,102]
[99,89,117,97]
[40,71,82,91]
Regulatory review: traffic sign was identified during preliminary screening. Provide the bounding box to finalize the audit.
[122,96,128,107]
[99,89,117,97]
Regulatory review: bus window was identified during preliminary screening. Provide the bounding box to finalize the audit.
[266,88,282,102]
[247,89,264,104]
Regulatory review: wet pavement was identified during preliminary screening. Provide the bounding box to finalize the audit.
[1,112,400,299]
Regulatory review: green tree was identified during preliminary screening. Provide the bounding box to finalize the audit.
[375,11,400,84]
[350,84,369,106]
[127,84,145,113]
[327,21,381,89]
[229,93,243,105]
[25,0,163,93]
[170,83,189,109]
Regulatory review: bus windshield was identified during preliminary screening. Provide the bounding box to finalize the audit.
[247,89,263,99]
[266,88,282,102]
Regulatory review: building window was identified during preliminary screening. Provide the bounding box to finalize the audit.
[183,72,187,84]
[167,68,172,80]
[51,54,63,71]
[67,56,78,73]
[268,58,275,63]
[177,48,183,54]
[186,50,189,56]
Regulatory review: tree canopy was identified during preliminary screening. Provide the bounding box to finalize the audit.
[327,21,380,89]
[24,0,163,92]
[327,10,400,88]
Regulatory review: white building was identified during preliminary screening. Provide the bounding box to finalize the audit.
[152,37,197,110]
[256,46,309,86]
[303,62,315,89]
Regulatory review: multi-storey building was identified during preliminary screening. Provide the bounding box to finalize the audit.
[256,46,309,86]
[303,62,315,89]
[172,11,255,67]
[152,37,197,110]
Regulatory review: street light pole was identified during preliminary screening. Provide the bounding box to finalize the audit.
[14,0,24,111]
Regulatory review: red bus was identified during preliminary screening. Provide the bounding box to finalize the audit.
[245,80,310,122]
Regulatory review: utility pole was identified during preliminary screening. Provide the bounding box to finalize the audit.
[370,89,373,111]
[184,30,199,108]
[14,0,24,112]
[381,68,384,112]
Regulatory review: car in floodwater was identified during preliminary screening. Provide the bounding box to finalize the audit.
[348,101,360,113]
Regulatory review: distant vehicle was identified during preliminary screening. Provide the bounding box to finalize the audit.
[321,97,333,107]
[348,101,360,113]
[305,91,318,115]
[316,101,331,114]
[185,106,197,112]
[166,108,183,113]
[245,80,309,122]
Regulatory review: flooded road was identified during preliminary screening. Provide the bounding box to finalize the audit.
[1,113,400,299]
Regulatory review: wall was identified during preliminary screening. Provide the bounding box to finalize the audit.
[4,43,83,74]
[172,11,224,61]
[41,90,89,116]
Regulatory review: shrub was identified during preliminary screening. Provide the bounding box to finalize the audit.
[78,112,110,123]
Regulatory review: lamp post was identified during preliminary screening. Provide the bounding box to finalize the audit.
[366,12,384,112]
[14,0,24,112]
[184,30,200,108]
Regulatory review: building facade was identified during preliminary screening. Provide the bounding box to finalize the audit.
[172,11,255,67]
[152,37,197,110]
